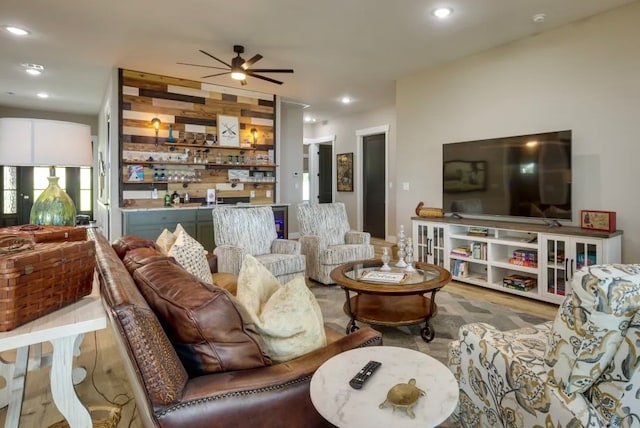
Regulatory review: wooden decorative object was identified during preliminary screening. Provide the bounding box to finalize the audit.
[414,202,444,218]
[580,210,616,232]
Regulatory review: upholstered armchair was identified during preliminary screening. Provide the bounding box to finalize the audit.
[296,202,374,285]
[212,206,305,284]
[448,264,640,427]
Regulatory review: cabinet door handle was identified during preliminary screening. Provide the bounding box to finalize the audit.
[571,258,575,277]
[564,259,569,281]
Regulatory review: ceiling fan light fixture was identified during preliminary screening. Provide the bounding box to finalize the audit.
[231,69,247,80]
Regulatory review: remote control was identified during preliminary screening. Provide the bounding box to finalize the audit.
[349,360,381,389]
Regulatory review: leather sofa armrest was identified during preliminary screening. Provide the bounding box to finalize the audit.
[345,230,371,245]
[180,326,382,402]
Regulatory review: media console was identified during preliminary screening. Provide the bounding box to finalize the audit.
[411,217,622,304]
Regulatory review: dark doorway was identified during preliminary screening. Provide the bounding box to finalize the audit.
[362,134,385,239]
[318,144,333,203]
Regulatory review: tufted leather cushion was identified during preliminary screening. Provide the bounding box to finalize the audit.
[133,259,271,377]
[112,235,159,260]
[122,246,176,275]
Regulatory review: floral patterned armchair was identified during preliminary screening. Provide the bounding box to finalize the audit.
[448,264,640,427]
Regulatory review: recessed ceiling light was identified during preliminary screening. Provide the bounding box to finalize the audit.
[432,7,453,19]
[304,116,316,123]
[4,26,30,36]
[341,96,351,104]
[22,63,44,76]
[532,13,546,23]
[36,92,49,99]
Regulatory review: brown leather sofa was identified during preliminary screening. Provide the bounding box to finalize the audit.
[88,229,382,428]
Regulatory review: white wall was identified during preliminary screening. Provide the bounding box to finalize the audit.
[307,105,397,238]
[279,100,305,234]
[396,2,640,262]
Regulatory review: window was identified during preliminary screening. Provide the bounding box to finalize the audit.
[79,167,92,212]
[2,166,17,214]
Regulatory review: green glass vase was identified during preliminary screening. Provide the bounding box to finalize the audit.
[30,176,77,226]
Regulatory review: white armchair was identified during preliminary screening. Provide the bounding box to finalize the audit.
[212,206,305,284]
[296,202,374,285]
[448,264,640,427]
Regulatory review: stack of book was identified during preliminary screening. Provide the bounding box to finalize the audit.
[451,260,469,278]
[450,245,472,257]
[503,274,536,291]
[467,227,489,237]
[509,249,538,267]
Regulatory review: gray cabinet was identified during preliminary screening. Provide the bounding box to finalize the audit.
[123,205,288,252]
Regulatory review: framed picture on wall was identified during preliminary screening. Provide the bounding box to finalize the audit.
[217,114,240,147]
[337,152,353,192]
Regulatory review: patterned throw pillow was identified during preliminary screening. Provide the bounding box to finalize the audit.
[168,228,212,284]
[236,255,326,362]
[156,228,177,254]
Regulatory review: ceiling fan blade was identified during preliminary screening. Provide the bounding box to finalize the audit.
[241,54,263,70]
[246,72,284,85]
[249,69,294,74]
[177,62,228,71]
[199,50,232,68]
[201,71,231,78]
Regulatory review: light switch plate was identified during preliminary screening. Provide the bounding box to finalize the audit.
[402,182,410,190]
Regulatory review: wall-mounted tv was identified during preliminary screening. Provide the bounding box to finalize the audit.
[442,130,572,220]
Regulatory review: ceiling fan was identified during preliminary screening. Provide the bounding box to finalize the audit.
[178,45,294,86]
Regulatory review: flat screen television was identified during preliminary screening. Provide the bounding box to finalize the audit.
[442,130,572,220]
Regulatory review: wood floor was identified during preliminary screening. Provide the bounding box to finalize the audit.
[0,239,558,427]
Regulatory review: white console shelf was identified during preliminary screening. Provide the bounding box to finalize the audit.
[412,217,622,304]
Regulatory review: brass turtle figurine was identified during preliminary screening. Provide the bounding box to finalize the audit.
[379,378,425,419]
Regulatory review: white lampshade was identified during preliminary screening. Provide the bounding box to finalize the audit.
[0,118,92,167]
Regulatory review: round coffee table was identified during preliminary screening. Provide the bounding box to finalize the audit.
[330,260,451,341]
[309,346,459,428]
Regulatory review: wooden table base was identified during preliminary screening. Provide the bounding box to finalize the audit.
[343,291,440,341]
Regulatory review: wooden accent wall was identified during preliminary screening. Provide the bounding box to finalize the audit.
[118,69,277,206]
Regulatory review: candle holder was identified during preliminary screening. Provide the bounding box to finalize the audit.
[380,247,391,271]
[405,238,416,272]
[395,225,407,268]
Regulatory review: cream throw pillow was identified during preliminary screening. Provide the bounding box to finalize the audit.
[168,228,212,284]
[237,255,326,362]
[156,228,177,254]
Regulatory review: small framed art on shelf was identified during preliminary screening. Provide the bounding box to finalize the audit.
[580,210,616,232]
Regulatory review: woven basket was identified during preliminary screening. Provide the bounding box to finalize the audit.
[0,240,96,331]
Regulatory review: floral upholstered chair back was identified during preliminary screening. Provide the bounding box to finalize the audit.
[212,206,277,256]
[544,264,640,426]
[297,202,351,246]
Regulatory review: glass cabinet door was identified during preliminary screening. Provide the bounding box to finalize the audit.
[574,240,599,271]
[543,236,568,297]
[432,225,446,267]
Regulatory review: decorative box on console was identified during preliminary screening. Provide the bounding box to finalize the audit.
[0,239,96,331]
[0,224,87,243]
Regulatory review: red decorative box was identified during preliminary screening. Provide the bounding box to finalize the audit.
[580,210,617,232]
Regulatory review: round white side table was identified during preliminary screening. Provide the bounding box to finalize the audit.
[310,346,458,428]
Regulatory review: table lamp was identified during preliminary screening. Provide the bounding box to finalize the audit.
[0,118,92,226]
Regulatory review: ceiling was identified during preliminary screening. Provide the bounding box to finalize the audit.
[0,0,636,123]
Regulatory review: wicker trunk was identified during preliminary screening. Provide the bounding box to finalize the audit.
[0,240,96,331]
[0,224,87,243]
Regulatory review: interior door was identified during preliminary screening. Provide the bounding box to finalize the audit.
[362,134,385,238]
[318,144,332,203]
